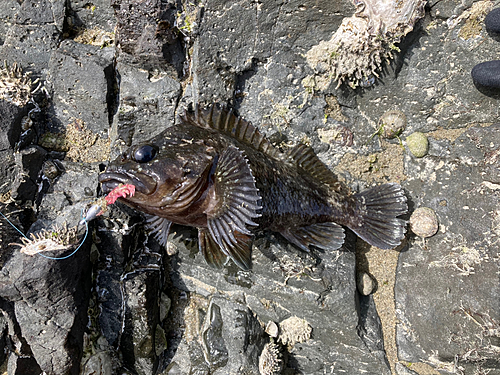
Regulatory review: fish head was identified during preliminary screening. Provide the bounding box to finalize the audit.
[99,134,217,215]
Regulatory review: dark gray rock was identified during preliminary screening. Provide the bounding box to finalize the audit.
[112,0,185,76]
[0,100,26,196]
[11,145,47,201]
[0,219,91,375]
[47,40,116,136]
[0,1,20,46]
[1,24,60,71]
[110,61,181,151]
[68,0,117,34]
[15,0,65,28]
[164,230,391,374]
[396,124,500,374]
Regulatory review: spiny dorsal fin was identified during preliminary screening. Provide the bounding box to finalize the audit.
[287,143,341,191]
[182,104,282,160]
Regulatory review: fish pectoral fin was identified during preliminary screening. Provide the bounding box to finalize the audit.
[198,228,227,268]
[282,222,345,252]
[144,214,172,247]
[203,145,262,269]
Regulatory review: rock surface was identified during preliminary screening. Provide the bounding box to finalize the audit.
[0,1,499,375]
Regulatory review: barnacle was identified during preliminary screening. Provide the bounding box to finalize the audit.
[306,0,426,89]
[278,316,312,347]
[11,223,80,256]
[0,61,34,106]
[258,340,284,375]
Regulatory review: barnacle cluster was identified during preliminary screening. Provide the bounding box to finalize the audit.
[12,223,79,256]
[258,340,284,375]
[278,316,312,347]
[305,0,426,89]
[0,61,35,106]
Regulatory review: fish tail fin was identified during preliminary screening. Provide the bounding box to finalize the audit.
[350,183,408,249]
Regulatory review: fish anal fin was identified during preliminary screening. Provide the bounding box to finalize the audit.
[198,228,227,268]
[287,143,342,192]
[145,214,172,247]
[282,222,345,252]
[182,104,282,160]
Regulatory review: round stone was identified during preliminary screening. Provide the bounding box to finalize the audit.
[410,207,439,238]
[357,272,376,296]
[378,109,407,139]
[406,132,429,158]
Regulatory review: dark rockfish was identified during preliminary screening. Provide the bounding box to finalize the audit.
[99,105,407,269]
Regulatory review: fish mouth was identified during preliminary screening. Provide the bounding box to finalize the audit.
[98,171,157,196]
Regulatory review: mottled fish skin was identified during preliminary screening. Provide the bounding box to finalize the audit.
[99,104,407,269]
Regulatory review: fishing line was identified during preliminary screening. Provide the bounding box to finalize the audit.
[0,209,89,260]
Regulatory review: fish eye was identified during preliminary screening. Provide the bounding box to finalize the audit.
[133,145,157,163]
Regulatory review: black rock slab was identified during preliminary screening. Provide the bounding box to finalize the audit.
[396,124,500,374]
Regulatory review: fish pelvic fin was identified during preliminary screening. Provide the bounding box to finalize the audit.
[198,228,228,268]
[145,214,172,246]
[350,183,408,249]
[282,222,345,252]
[204,145,262,269]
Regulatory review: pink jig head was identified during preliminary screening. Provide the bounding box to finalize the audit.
[80,184,136,225]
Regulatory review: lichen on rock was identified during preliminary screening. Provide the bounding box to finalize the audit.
[305,0,426,89]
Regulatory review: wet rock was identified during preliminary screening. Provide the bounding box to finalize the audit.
[397,124,500,374]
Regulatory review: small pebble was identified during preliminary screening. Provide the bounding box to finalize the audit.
[471,60,500,98]
[410,207,439,238]
[406,132,429,158]
[378,110,407,139]
[485,8,500,41]
[265,321,279,338]
[356,272,376,296]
